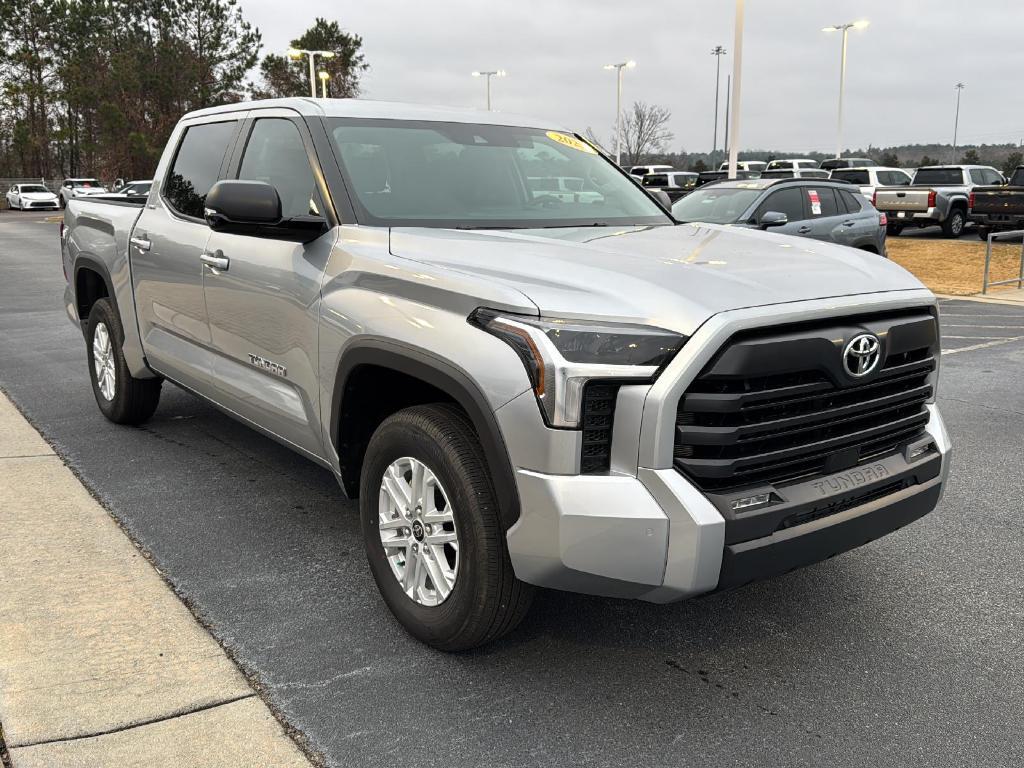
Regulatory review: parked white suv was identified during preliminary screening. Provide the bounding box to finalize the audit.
[766,158,818,171]
[59,178,108,207]
[718,160,767,173]
[629,164,674,179]
[830,167,913,199]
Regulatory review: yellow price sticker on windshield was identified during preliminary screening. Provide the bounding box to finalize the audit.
[546,131,597,154]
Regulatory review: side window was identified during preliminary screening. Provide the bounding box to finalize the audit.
[759,187,805,221]
[238,119,323,219]
[805,187,839,217]
[839,189,864,213]
[164,121,236,219]
[985,169,1004,185]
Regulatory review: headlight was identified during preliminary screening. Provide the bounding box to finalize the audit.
[470,309,685,428]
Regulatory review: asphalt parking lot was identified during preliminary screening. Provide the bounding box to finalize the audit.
[1,209,1022,768]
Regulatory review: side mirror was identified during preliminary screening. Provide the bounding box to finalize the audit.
[759,211,788,229]
[648,188,672,209]
[204,180,326,244]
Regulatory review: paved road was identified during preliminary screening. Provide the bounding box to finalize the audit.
[2,209,1022,768]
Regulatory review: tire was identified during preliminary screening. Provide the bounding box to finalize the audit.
[360,403,534,651]
[85,298,161,424]
[886,222,903,236]
[941,208,965,238]
[977,226,993,241]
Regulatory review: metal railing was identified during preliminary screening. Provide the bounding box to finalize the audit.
[982,229,1024,294]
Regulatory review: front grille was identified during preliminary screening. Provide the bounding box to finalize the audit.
[674,310,937,492]
[580,382,619,474]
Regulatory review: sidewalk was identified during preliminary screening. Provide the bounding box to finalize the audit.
[0,393,313,767]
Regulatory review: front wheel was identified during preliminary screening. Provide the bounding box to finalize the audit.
[86,299,162,424]
[977,226,993,241]
[360,404,534,651]
[942,209,966,238]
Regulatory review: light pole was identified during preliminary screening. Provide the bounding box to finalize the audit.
[711,46,727,165]
[952,82,965,163]
[723,74,731,160]
[471,70,506,111]
[318,70,330,99]
[726,0,745,178]
[603,60,636,166]
[822,20,869,160]
[288,48,336,98]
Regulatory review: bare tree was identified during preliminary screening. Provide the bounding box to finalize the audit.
[583,127,608,155]
[619,102,674,166]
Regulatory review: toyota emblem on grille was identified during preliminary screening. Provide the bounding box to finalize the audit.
[843,333,881,377]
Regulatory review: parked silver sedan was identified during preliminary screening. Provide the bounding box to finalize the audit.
[671,177,889,255]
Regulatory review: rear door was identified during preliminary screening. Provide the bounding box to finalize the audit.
[131,117,241,392]
[200,110,336,458]
[799,186,850,243]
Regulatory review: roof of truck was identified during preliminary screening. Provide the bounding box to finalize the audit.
[182,97,567,131]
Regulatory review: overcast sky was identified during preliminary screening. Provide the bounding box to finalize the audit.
[244,0,1024,154]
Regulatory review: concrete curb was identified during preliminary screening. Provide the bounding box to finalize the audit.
[936,291,1024,305]
[0,393,313,767]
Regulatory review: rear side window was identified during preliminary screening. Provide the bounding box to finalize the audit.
[238,118,323,219]
[832,170,870,185]
[805,187,839,217]
[913,168,964,185]
[838,189,864,213]
[164,121,236,219]
[643,174,668,187]
[759,187,805,221]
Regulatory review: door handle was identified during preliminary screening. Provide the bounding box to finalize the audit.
[130,236,151,252]
[200,252,229,271]
[841,220,856,227]
[798,226,812,234]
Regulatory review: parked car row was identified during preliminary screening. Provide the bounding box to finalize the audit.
[5,179,154,211]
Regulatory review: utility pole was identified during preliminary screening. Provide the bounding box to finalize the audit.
[723,74,731,161]
[952,83,965,163]
[822,20,869,160]
[603,60,636,165]
[288,48,336,98]
[726,0,745,179]
[471,70,506,111]
[711,46,727,165]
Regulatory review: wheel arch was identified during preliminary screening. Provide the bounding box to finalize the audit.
[331,340,521,532]
[73,256,116,325]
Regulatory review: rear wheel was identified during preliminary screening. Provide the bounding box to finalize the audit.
[942,208,966,238]
[886,222,903,236]
[86,299,162,424]
[360,403,533,651]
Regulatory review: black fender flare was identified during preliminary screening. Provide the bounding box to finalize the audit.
[331,339,521,532]
[72,255,118,328]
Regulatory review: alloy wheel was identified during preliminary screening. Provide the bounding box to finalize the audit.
[92,322,116,401]
[377,456,459,606]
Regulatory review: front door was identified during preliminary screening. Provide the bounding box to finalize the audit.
[131,118,239,392]
[201,114,335,458]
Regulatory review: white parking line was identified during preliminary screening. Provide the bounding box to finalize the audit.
[939,313,1024,319]
[941,324,1024,329]
[942,336,1024,355]
[941,335,1013,339]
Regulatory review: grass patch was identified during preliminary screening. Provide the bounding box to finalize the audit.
[887,237,1024,295]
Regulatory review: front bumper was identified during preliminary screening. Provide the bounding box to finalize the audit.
[501,290,950,602]
[505,403,949,601]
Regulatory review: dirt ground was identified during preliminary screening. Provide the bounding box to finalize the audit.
[887,236,1024,295]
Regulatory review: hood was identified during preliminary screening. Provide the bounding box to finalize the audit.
[389,223,926,335]
[20,192,57,200]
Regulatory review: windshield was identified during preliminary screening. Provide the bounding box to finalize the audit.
[831,170,870,185]
[671,187,762,224]
[19,185,48,193]
[327,119,669,228]
[913,168,964,185]
[70,179,100,187]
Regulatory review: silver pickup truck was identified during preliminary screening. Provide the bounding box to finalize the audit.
[61,98,951,650]
[873,164,1005,237]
